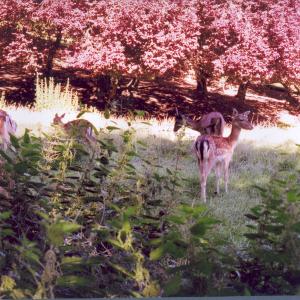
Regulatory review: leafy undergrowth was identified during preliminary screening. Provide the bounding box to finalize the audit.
[0,113,299,298]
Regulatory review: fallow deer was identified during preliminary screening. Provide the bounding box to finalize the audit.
[52,113,97,144]
[0,109,17,150]
[174,110,225,136]
[193,108,253,202]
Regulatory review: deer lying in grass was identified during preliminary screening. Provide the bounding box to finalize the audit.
[53,113,97,144]
[194,108,253,202]
[174,110,225,136]
[0,109,17,150]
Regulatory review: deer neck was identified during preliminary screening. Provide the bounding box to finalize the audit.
[227,123,241,148]
[184,117,199,131]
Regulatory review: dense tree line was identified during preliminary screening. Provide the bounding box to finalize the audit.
[0,0,299,101]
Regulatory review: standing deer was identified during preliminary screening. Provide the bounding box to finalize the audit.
[194,108,253,202]
[53,113,97,144]
[0,109,17,150]
[174,110,225,136]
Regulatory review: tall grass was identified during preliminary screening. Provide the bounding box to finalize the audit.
[35,75,80,111]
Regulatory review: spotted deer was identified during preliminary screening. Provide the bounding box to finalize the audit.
[174,110,225,136]
[194,109,253,202]
[0,109,17,150]
[53,113,96,144]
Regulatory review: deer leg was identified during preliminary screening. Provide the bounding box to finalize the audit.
[223,160,230,193]
[200,170,208,202]
[198,159,213,203]
[215,162,221,194]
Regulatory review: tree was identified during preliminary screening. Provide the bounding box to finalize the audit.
[0,1,36,66]
[195,0,300,102]
[267,0,300,97]
[65,0,200,102]
[1,0,85,74]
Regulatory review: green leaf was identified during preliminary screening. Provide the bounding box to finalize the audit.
[61,256,83,265]
[9,134,19,149]
[166,215,186,225]
[47,221,81,246]
[124,206,138,217]
[23,250,41,264]
[122,220,131,233]
[195,260,213,276]
[56,275,94,287]
[149,238,162,246]
[287,190,300,202]
[0,275,16,291]
[104,108,110,119]
[0,228,14,238]
[190,222,207,237]
[0,211,11,221]
[150,245,164,261]
[134,110,146,117]
[137,140,147,147]
[0,149,13,163]
[180,204,207,216]
[21,148,41,158]
[106,126,120,132]
[244,288,252,296]
[163,274,181,296]
[14,162,29,174]
[108,239,123,249]
[291,222,300,233]
[23,129,31,144]
[76,110,88,118]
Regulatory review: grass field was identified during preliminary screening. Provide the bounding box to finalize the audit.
[4,104,300,250]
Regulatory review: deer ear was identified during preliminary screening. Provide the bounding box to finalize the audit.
[54,113,58,117]
[61,113,65,118]
[232,108,239,116]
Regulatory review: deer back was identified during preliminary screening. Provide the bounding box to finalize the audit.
[199,112,225,136]
[63,119,93,134]
[0,115,6,136]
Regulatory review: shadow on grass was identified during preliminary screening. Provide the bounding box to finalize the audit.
[0,64,299,125]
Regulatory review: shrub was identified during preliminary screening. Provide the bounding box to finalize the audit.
[235,173,300,295]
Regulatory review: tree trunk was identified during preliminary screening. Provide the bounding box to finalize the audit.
[127,77,139,97]
[96,74,112,102]
[236,81,250,102]
[44,30,62,76]
[281,82,298,106]
[196,74,208,97]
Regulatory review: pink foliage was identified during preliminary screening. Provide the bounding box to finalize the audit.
[66,0,200,77]
[0,0,35,25]
[197,0,300,86]
[1,0,86,72]
[32,0,86,34]
[0,0,299,87]
[267,0,300,85]
[5,32,44,72]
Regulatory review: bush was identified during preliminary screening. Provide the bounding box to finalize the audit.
[235,173,300,295]
[1,115,300,298]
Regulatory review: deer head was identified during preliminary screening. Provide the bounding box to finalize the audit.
[232,108,253,130]
[53,113,66,125]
